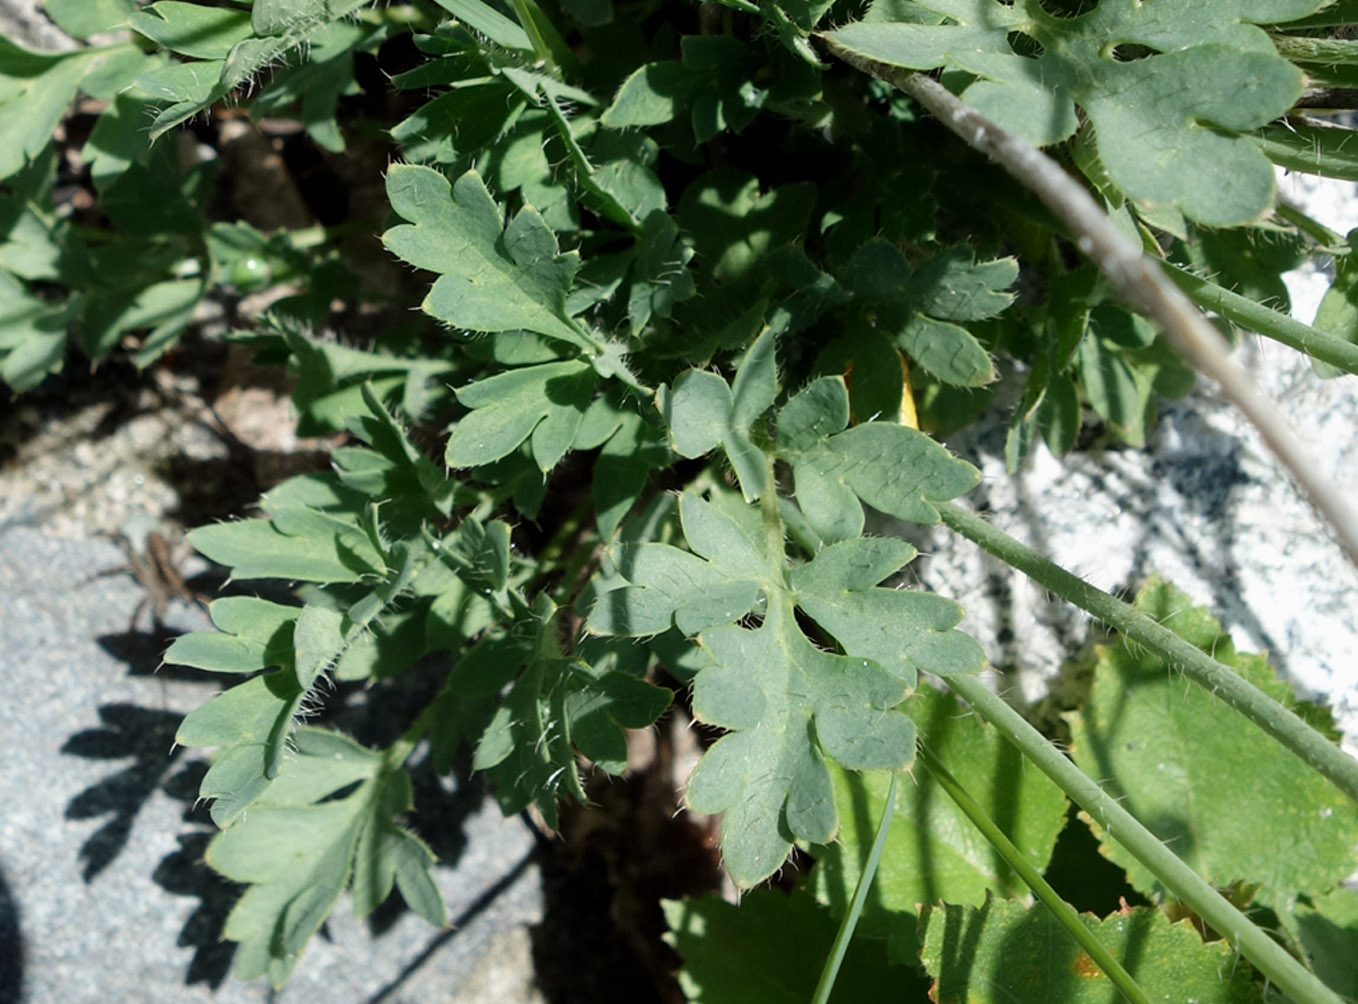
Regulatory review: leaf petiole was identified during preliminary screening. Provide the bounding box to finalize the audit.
[810,773,899,1004]
[916,743,1153,1004]
[945,673,1347,1004]
[936,500,1358,804]
[1161,260,1358,375]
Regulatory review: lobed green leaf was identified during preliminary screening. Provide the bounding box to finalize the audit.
[825,0,1321,224]
[383,165,593,351]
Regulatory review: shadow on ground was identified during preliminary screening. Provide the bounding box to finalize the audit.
[63,621,494,993]
[0,861,22,1004]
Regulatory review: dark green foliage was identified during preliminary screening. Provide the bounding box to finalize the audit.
[10,0,1358,997]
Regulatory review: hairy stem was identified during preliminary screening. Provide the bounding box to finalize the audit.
[1253,119,1358,183]
[819,38,1358,568]
[944,674,1346,1004]
[937,500,1358,804]
[1162,262,1358,375]
[917,744,1152,1004]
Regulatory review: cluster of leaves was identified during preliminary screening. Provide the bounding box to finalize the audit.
[9,0,1358,999]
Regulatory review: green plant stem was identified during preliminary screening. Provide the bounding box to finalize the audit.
[505,0,574,72]
[936,501,1358,804]
[1162,261,1358,375]
[1254,119,1358,182]
[760,454,785,564]
[1274,201,1346,250]
[1273,33,1358,64]
[944,673,1346,1004]
[811,773,899,1004]
[819,38,1358,568]
[916,744,1152,1004]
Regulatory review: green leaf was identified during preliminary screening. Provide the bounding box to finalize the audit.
[659,327,777,500]
[825,1,1316,225]
[844,240,1012,388]
[0,269,66,391]
[431,0,533,51]
[131,0,370,137]
[469,596,671,825]
[176,671,306,823]
[686,605,915,884]
[1312,230,1358,379]
[445,360,598,471]
[0,39,103,182]
[811,688,1066,963]
[587,494,765,637]
[676,170,816,287]
[588,491,969,886]
[80,277,204,364]
[249,19,377,154]
[1076,329,1150,446]
[775,376,980,542]
[349,765,445,926]
[382,165,594,352]
[293,605,345,690]
[1280,888,1358,1000]
[592,408,668,540]
[1066,577,1358,904]
[338,383,459,518]
[788,537,984,683]
[602,61,698,128]
[663,890,916,1004]
[920,897,1262,1004]
[602,37,767,143]
[188,478,386,583]
[163,597,298,674]
[206,732,442,986]
[127,2,254,60]
[43,0,134,37]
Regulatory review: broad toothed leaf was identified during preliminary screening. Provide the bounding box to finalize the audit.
[383,165,595,351]
[920,898,1262,1004]
[663,890,914,1003]
[686,602,916,885]
[1067,577,1358,905]
[812,688,1065,964]
[789,537,985,684]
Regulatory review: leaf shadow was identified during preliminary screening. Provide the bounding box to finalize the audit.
[154,763,244,990]
[0,860,22,1004]
[68,609,495,990]
[61,703,188,882]
[61,697,242,987]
